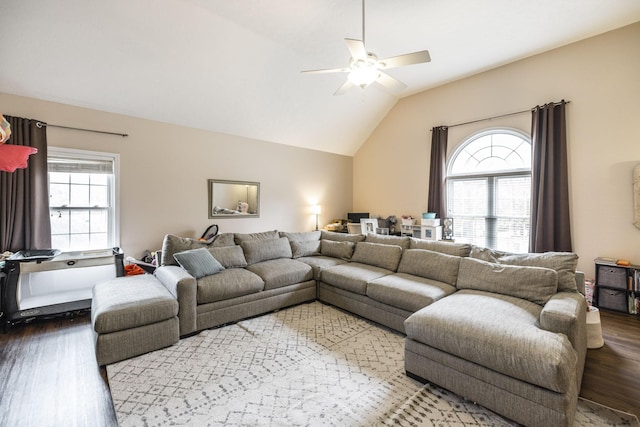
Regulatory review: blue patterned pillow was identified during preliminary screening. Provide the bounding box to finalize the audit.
[173,247,224,279]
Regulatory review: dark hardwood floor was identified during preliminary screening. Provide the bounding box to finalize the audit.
[1,308,639,426]
[581,309,640,419]
[0,312,117,427]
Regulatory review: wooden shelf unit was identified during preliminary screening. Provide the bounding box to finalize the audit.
[594,258,640,315]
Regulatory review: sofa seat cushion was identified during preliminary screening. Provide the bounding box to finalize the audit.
[196,268,265,304]
[367,273,457,312]
[92,275,178,334]
[404,290,576,393]
[321,262,392,295]
[246,258,313,290]
[297,255,347,280]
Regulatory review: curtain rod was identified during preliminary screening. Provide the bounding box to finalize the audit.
[432,100,570,131]
[35,121,128,138]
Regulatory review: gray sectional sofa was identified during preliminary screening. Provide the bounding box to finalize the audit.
[149,229,586,427]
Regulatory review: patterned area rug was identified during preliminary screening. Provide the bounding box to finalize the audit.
[107,302,639,426]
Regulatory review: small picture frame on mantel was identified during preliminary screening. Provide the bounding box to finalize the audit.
[360,218,377,235]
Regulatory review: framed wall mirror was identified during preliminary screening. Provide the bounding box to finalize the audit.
[208,179,260,218]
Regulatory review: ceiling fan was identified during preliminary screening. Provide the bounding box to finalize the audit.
[301,0,431,95]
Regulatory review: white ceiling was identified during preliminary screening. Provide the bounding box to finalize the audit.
[1,0,639,156]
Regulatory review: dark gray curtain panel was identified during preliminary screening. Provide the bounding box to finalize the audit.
[529,101,572,253]
[427,126,448,218]
[0,116,51,252]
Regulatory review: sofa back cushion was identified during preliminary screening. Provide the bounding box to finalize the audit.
[456,257,558,305]
[173,247,225,279]
[320,239,355,260]
[364,234,411,250]
[234,230,280,245]
[350,242,403,272]
[208,245,248,268]
[280,231,321,242]
[290,240,321,258]
[161,233,235,266]
[409,238,472,257]
[241,236,292,265]
[321,230,365,243]
[398,249,461,286]
[470,246,578,292]
[280,231,321,258]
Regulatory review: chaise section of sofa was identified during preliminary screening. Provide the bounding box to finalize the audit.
[404,251,587,427]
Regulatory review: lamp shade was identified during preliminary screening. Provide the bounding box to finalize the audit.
[311,205,321,215]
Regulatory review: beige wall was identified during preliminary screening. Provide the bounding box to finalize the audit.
[0,93,353,258]
[354,22,640,276]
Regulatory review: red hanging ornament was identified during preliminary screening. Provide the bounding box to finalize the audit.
[0,144,38,172]
[0,114,39,172]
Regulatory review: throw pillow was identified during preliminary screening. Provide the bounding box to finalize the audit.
[173,247,225,279]
[456,257,558,305]
[320,239,355,260]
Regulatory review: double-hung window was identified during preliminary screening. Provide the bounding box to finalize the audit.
[48,147,119,252]
[446,129,531,252]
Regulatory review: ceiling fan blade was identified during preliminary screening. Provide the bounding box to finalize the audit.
[334,79,355,96]
[301,67,350,74]
[379,50,431,69]
[376,71,407,93]
[344,38,367,60]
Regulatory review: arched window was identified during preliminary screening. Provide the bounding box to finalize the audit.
[446,128,531,252]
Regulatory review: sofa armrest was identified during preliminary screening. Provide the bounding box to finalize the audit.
[155,265,197,336]
[540,291,587,352]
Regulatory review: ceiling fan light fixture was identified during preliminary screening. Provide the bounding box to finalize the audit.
[301,0,430,95]
[347,59,380,88]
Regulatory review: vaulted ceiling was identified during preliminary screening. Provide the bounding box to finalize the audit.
[1,0,639,156]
